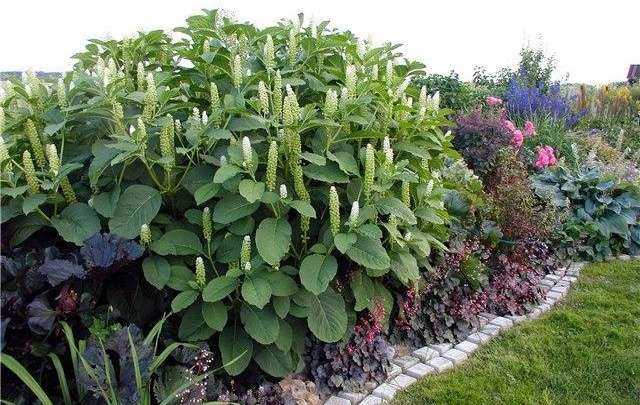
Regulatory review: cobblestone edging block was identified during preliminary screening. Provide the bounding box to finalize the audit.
[323,260,601,404]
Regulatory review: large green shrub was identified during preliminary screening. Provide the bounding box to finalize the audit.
[0,9,455,378]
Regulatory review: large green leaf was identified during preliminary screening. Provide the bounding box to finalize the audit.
[109,185,161,238]
[255,218,292,267]
[299,254,338,295]
[241,272,272,309]
[254,344,293,377]
[346,234,390,272]
[51,203,101,246]
[22,194,47,215]
[303,161,350,183]
[142,255,171,289]
[306,289,347,343]
[267,272,298,297]
[219,323,253,375]
[202,301,228,331]
[171,290,200,313]
[350,270,375,311]
[390,251,420,284]
[8,214,48,247]
[150,229,203,256]
[212,194,260,225]
[178,303,215,341]
[240,304,279,345]
[239,179,265,203]
[375,196,417,225]
[202,276,239,302]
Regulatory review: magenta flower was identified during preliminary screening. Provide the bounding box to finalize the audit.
[503,119,517,134]
[486,96,503,106]
[512,129,524,147]
[534,146,557,169]
[524,120,536,137]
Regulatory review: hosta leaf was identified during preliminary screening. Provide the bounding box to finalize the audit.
[299,254,338,295]
[303,162,350,183]
[239,179,265,203]
[301,152,326,165]
[346,234,390,272]
[212,195,260,225]
[254,344,293,378]
[240,304,279,345]
[375,196,417,225]
[306,288,347,343]
[241,272,272,309]
[91,187,120,218]
[350,270,375,311]
[51,203,101,246]
[150,230,203,256]
[202,276,239,302]
[171,290,199,313]
[219,323,253,376]
[256,218,292,267]
[202,301,227,331]
[142,255,171,289]
[178,303,215,342]
[228,116,265,131]
[109,185,161,239]
[8,213,48,247]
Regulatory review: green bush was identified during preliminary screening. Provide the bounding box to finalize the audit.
[413,72,480,112]
[0,9,455,378]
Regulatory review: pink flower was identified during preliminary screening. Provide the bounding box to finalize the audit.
[534,146,557,169]
[524,120,536,137]
[486,96,503,106]
[512,129,524,147]
[503,119,517,134]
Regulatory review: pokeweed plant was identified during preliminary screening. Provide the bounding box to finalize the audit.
[0,9,454,378]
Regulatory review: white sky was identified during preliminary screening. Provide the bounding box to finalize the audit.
[1,0,638,84]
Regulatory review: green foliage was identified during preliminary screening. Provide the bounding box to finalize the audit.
[0,9,454,379]
[414,72,480,112]
[533,165,640,260]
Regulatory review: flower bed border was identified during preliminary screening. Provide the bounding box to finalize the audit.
[324,255,637,405]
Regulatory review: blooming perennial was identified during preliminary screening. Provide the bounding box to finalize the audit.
[534,145,558,169]
[486,96,503,106]
[524,120,536,137]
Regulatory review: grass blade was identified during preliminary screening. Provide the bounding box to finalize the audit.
[48,353,73,405]
[0,353,53,405]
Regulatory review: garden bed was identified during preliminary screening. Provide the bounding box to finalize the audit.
[1,8,639,405]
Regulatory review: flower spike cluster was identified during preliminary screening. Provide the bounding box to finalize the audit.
[195,257,206,287]
[329,186,341,236]
[25,119,46,169]
[22,150,39,194]
[363,144,376,204]
[265,141,278,192]
[240,235,251,271]
[202,207,212,242]
[140,224,152,246]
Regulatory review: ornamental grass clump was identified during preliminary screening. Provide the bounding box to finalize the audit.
[0,9,454,384]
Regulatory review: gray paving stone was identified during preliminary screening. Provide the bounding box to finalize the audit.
[338,391,366,404]
[466,332,492,344]
[392,355,419,370]
[539,278,555,287]
[490,316,514,329]
[427,356,454,372]
[545,297,557,306]
[547,291,563,300]
[505,314,527,324]
[562,275,577,283]
[618,254,631,261]
[565,269,579,277]
[372,383,397,400]
[551,286,568,295]
[405,362,435,378]
[455,340,479,354]
[429,342,453,354]
[387,363,402,380]
[528,308,542,319]
[481,324,501,336]
[389,374,417,389]
[442,348,468,364]
[359,395,382,405]
[413,346,438,362]
[539,303,551,313]
[479,312,497,320]
[325,396,351,405]
[545,274,561,282]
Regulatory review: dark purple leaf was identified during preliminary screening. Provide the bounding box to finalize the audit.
[27,296,57,334]
[37,259,86,286]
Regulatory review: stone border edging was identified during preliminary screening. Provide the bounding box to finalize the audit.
[324,256,637,405]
